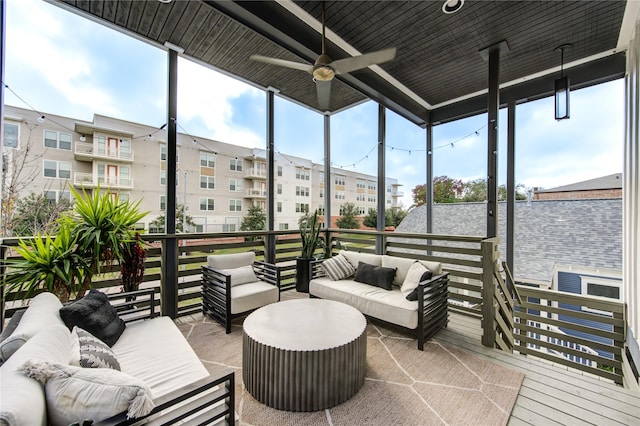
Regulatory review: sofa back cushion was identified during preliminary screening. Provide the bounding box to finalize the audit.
[340,251,381,269]
[419,260,442,275]
[0,324,71,426]
[0,292,64,364]
[207,251,255,270]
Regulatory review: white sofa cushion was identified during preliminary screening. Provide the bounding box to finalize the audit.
[112,316,209,398]
[340,251,382,269]
[0,292,64,363]
[401,262,432,299]
[382,255,419,286]
[230,282,279,314]
[18,360,154,426]
[309,277,419,329]
[0,324,71,426]
[207,251,255,269]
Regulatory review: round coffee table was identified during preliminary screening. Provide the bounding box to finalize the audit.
[242,299,367,412]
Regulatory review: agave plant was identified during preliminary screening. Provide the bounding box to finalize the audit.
[300,209,325,259]
[62,186,148,292]
[1,224,91,303]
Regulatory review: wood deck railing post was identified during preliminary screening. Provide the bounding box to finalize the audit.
[0,244,5,331]
[481,238,498,347]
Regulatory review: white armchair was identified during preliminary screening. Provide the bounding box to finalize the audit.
[201,252,280,333]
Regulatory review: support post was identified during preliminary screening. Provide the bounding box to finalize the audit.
[266,89,276,263]
[0,0,5,329]
[376,104,386,254]
[481,238,499,347]
[162,45,180,318]
[506,101,516,276]
[426,123,433,235]
[323,113,331,233]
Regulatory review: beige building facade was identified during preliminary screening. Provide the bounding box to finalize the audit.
[2,105,402,234]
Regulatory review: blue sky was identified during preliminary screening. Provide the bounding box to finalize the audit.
[4,0,625,208]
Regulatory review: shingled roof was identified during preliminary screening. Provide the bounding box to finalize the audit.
[537,173,623,193]
[396,199,622,282]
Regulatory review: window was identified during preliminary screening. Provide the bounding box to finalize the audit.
[43,160,71,179]
[317,206,325,216]
[356,194,365,201]
[335,191,345,200]
[161,144,167,161]
[277,202,282,213]
[356,179,366,190]
[160,195,166,211]
[295,167,309,180]
[296,186,309,197]
[277,166,283,177]
[160,171,167,185]
[296,203,309,213]
[229,199,242,212]
[120,140,131,159]
[199,198,215,211]
[319,189,324,198]
[387,185,392,193]
[368,181,376,191]
[368,195,376,203]
[223,224,236,232]
[119,166,130,186]
[319,172,324,182]
[229,158,243,171]
[44,191,57,204]
[44,130,72,150]
[581,276,622,315]
[387,198,392,204]
[200,176,215,189]
[229,178,242,192]
[3,122,18,148]
[277,184,282,195]
[279,223,289,231]
[335,175,345,186]
[358,206,366,215]
[201,152,216,168]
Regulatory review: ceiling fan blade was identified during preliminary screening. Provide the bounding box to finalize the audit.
[250,55,314,74]
[316,80,332,111]
[332,47,397,75]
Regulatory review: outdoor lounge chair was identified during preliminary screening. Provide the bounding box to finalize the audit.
[201,252,280,333]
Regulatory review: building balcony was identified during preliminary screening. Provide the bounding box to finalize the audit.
[244,189,267,198]
[245,168,267,179]
[74,141,134,163]
[391,191,404,198]
[73,172,134,189]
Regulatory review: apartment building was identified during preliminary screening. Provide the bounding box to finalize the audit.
[1,105,402,234]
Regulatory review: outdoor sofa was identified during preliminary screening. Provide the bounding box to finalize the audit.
[309,250,449,350]
[0,289,234,426]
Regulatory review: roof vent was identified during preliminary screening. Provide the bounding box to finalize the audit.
[442,0,464,14]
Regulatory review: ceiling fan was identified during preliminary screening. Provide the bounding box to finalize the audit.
[250,1,396,111]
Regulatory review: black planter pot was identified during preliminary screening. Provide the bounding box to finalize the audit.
[295,257,313,293]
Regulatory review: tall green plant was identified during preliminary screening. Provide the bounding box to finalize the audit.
[62,186,148,289]
[300,209,324,259]
[1,224,91,303]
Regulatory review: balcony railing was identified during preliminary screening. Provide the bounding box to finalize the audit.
[74,141,134,162]
[0,229,628,386]
[244,189,267,198]
[73,172,134,189]
[245,168,267,179]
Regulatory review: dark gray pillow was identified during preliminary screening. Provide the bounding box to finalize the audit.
[354,261,396,291]
[59,290,125,347]
[406,270,434,301]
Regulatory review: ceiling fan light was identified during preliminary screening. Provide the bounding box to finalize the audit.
[313,66,335,81]
[442,0,464,14]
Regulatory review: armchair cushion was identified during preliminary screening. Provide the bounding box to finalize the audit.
[207,251,255,269]
[221,265,259,287]
[231,282,279,314]
[401,262,433,301]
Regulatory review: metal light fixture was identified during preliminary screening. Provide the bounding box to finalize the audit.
[79,135,86,142]
[554,43,572,120]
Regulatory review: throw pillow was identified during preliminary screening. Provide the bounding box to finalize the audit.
[18,359,155,426]
[354,261,396,291]
[320,254,355,281]
[70,326,121,370]
[0,292,64,363]
[402,261,433,301]
[59,289,125,347]
[220,265,259,286]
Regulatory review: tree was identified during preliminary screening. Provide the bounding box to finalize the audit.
[411,184,427,207]
[363,208,378,228]
[240,204,266,231]
[336,202,360,229]
[363,208,407,228]
[462,178,487,202]
[433,176,464,203]
[148,204,196,232]
[9,192,72,236]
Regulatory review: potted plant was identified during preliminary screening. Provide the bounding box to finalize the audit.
[1,224,91,303]
[296,209,325,292]
[120,232,147,300]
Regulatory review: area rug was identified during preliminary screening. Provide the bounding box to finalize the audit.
[177,299,524,426]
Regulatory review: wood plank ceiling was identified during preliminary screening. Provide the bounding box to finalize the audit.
[54,0,628,126]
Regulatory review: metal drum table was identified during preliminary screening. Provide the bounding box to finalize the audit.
[242,298,367,412]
